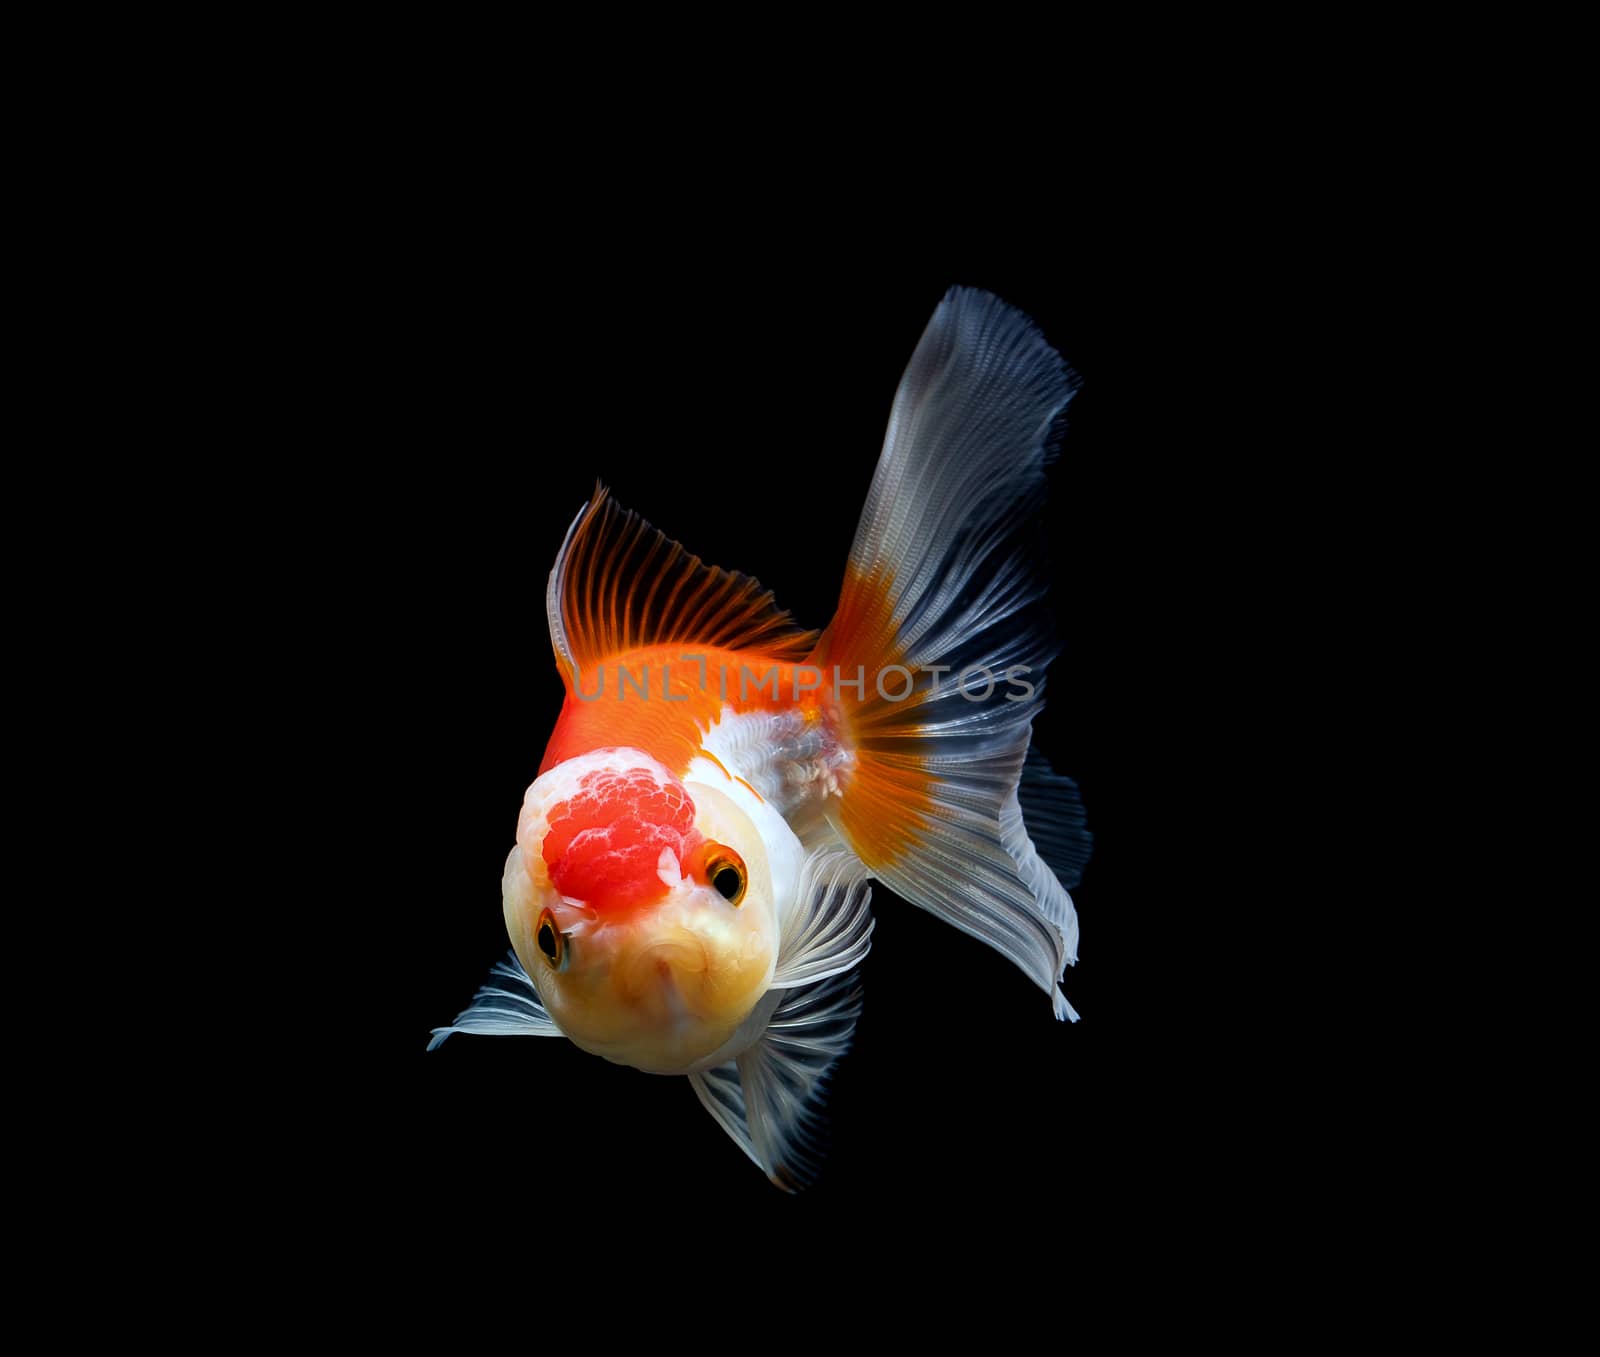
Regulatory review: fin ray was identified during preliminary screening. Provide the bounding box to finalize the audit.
[546,486,817,685]
[427,952,563,1049]
[688,968,864,1191]
[814,287,1085,1018]
[772,847,875,989]
[1016,746,1093,891]
[688,1064,761,1170]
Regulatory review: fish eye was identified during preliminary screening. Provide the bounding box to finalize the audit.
[536,907,568,970]
[703,846,748,907]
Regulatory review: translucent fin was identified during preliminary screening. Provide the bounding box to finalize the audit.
[546,485,817,686]
[772,847,874,989]
[688,968,863,1191]
[426,952,563,1050]
[687,1064,760,1170]
[1001,747,1087,1022]
[812,287,1083,1019]
[1017,746,1092,891]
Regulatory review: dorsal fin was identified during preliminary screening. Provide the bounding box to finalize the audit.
[546,485,817,685]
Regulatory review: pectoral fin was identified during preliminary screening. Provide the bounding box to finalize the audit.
[687,967,864,1191]
[771,847,874,988]
[427,952,563,1049]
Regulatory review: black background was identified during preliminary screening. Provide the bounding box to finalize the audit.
[294,250,1217,1252]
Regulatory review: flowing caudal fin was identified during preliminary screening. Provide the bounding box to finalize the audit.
[1002,743,1094,1019]
[813,286,1088,1019]
[1015,745,1093,893]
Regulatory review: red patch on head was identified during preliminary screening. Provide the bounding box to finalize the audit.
[542,767,702,914]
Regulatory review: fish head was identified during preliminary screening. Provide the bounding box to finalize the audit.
[503,747,781,1073]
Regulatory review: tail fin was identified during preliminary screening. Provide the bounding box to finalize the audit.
[812,286,1089,1019]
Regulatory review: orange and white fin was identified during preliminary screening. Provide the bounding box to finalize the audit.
[813,286,1089,1019]
[545,485,817,687]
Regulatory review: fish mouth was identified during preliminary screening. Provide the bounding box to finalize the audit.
[615,929,715,1013]
[530,916,767,1074]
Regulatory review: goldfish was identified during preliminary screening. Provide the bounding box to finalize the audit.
[429,286,1093,1189]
